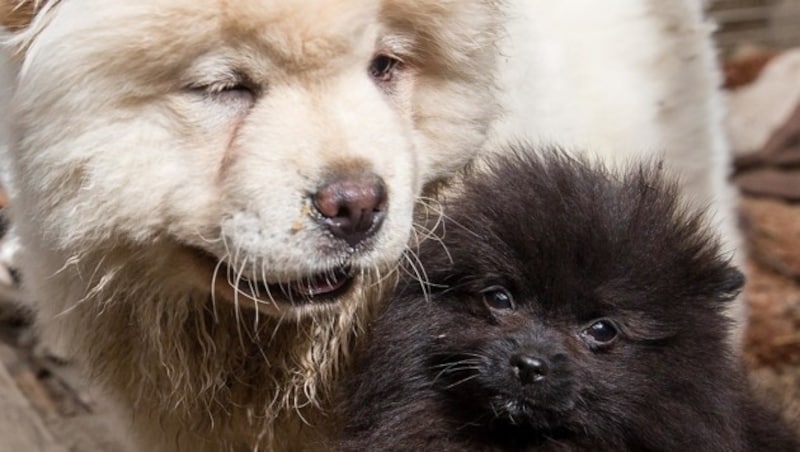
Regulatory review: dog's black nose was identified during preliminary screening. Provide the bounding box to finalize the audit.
[511,353,549,384]
[313,173,387,247]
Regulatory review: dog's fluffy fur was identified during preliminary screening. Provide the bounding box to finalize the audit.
[339,150,798,451]
[1,1,502,450]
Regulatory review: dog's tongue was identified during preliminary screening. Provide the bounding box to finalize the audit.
[291,268,350,297]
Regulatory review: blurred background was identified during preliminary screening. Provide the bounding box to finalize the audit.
[712,0,800,429]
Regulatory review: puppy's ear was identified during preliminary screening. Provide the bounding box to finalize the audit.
[1,0,51,31]
[713,267,745,303]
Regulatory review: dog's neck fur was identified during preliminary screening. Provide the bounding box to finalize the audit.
[48,247,391,451]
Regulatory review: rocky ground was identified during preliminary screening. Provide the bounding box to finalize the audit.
[741,197,800,425]
[735,105,800,427]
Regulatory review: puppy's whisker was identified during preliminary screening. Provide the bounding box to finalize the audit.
[441,373,480,390]
[428,357,483,369]
[429,351,487,361]
[436,365,483,377]
[431,360,481,384]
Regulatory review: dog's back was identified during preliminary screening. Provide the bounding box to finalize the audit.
[339,149,797,451]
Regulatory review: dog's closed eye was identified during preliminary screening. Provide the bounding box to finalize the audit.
[191,78,256,106]
[185,66,260,113]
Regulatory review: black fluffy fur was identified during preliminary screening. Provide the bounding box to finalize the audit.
[338,149,798,451]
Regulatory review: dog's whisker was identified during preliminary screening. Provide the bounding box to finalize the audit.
[411,221,454,266]
[401,250,431,301]
[209,254,227,323]
[432,365,483,380]
[251,280,261,332]
[428,359,482,370]
[258,261,281,313]
[441,373,480,390]
[430,359,481,385]
[366,262,399,289]
[232,257,248,351]
[268,311,287,348]
[417,197,482,241]
[430,351,487,360]
[193,227,224,246]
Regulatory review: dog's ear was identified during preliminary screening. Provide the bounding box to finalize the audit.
[713,267,745,303]
[1,0,50,32]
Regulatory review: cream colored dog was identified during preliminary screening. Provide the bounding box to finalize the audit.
[1,1,502,450]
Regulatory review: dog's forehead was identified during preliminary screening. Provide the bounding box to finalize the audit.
[26,0,382,75]
[216,0,382,67]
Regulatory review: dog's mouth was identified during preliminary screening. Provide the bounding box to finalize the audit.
[233,265,356,306]
[191,248,357,308]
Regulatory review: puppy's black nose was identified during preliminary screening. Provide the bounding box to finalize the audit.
[313,173,387,247]
[511,353,549,384]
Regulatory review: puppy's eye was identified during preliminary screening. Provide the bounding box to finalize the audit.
[480,286,515,311]
[581,320,619,347]
[369,54,402,83]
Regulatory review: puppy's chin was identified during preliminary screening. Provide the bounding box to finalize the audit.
[489,397,575,431]
[435,344,578,434]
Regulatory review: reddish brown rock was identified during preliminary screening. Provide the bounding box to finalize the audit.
[744,259,800,369]
[740,197,800,279]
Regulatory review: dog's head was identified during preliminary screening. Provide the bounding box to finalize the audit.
[1,0,502,318]
[404,150,744,445]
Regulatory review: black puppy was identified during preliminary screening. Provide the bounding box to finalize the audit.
[339,150,798,451]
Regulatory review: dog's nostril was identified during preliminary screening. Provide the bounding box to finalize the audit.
[313,173,387,247]
[510,353,549,384]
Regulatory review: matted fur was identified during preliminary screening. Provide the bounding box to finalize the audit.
[1,1,503,450]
